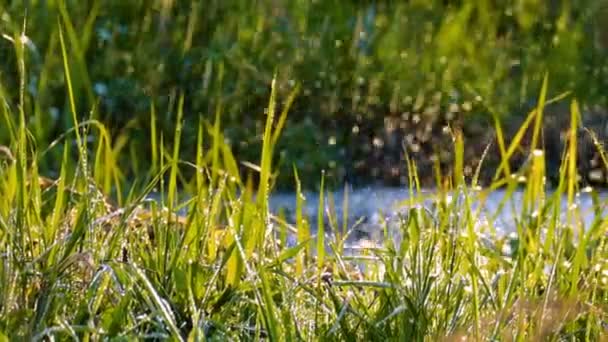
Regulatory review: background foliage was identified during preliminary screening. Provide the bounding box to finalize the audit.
[1,0,607,188]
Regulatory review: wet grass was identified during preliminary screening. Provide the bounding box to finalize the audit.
[0,33,607,340]
[0,5,608,340]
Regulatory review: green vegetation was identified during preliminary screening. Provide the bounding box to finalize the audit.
[0,1,607,340]
[1,38,608,337]
[1,1,608,187]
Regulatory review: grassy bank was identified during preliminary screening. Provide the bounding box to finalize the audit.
[0,58,607,339]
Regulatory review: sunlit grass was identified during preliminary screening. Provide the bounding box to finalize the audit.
[0,10,607,342]
[1,79,608,340]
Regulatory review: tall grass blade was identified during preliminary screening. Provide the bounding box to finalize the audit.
[257,76,279,249]
[316,171,325,270]
[131,265,184,342]
[294,167,308,276]
[530,74,548,152]
[168,93,184,210]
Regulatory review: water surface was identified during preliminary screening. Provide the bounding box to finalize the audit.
[268,186,608,246]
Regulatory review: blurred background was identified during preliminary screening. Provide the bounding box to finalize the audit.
[1,0,607,189]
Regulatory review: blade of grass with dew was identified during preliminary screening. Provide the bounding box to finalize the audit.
[271,83,300,147]
[453,128,464,188]
[314,170,326,337]
[568,100,587,297]
[491,90,571,186]
[454,129,481,339]
[317,171,326,271]
[224,199,244,287]
[258,266,282,341]
[150,101,159,174]
[130,265,184,342]
[205,177,227,262]
[492,108,536,183]
[340,182,349,253]
[586,127,608,178]
[211,63,224,186]
[195,115,206,192]
[167,93,184,210]
[12,26,29,265]
[58,20,92,200]
[222,136,242,189]
[46,143,69,263]
[566,100,581,223]
[210,102,223,187]
[530,74,548,152]
[93,121,120,197]
[492,112,512,179]
[28,157,43,252]
[256,75,282,252]
[526,149,546,241]
[294,166,308,277]
[268,239,311,269]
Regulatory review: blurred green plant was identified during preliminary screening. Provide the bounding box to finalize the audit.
[0,0,607,187]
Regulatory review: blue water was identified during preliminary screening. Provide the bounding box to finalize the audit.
[268,186,608,247]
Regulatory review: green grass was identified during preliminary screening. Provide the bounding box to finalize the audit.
[1,0,608,187]
[0,3,608,340]
[1,37,608,340]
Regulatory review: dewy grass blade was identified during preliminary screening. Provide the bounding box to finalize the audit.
[567,100,580,223]
[131,265,184,342]
[167,93,184,210]
[271,83,300,147]
[58,21,87,174]
[293,167,309,276]
[317,171,325,270]
[257,75,279,250]
[530,74,548,152]
[150,102,159,174]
